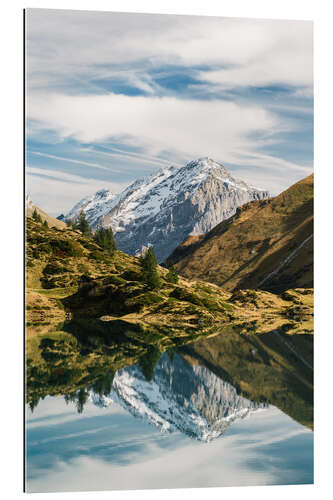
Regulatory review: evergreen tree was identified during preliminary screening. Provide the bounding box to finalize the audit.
[32,208,42,223]
[94,227,117,256]
[138,346,162,381]
[76,388,89,414]
[141,246,161,290]
[78,210,91,236]
[91,371,115,397]
[166,262,179,284]
[42,219,49,229]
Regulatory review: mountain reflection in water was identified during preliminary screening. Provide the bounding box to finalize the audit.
[27,324,313,431]
[25,327,313,492]
[91,353,267,441]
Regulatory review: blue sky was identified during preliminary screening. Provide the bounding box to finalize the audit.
[26,9,313,216]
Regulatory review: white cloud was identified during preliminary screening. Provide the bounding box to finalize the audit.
[196,22,313,90]
[26,10,312,93]
[28,92,278,163]
[82,145,182,169]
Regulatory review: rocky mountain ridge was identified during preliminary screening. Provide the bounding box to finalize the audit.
[63,158,269,262]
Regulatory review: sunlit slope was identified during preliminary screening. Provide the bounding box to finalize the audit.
[166,174,313,293]
[26,201,67,230]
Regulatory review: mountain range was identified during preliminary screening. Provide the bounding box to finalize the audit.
[61,158,269,262]
[166,174,313,293]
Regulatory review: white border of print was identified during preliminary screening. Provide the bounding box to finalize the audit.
[1,1,331,500]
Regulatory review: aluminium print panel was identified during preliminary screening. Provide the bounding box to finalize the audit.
[24,8,313,493]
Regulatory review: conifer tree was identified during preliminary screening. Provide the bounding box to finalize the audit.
[42,219,49,229]
[32,208,42,223]
[76,388,89,414]
[94,227,117,256]
[138,346,162,381]
[141,246,161,290]
[78,210,91,236]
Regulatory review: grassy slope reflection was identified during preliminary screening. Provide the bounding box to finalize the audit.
[26,323,166,412]
[181,328,313,429]
[27,321,313,432]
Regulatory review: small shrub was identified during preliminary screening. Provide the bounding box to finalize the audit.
[77,264,89,275]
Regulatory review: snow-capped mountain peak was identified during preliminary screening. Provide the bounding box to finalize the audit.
[64,158,269,261]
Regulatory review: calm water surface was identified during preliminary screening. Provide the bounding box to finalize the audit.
[26,349,313,492]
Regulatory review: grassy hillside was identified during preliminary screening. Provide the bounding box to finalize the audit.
[25,215,313,408]
[166,174,313,293]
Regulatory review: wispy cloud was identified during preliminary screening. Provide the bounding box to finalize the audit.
[30,151,109,171]
[81,145,182,169]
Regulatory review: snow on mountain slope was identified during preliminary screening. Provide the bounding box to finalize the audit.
[64,188,117,226]
[64,158,269,262]
[90,353,266,442]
